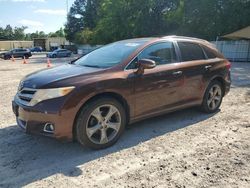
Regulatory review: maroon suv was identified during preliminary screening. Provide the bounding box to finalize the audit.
[12,36,231,149]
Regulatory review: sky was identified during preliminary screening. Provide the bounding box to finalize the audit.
[0,0,75,33]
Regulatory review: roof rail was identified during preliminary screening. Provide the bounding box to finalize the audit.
[161,35,211,45]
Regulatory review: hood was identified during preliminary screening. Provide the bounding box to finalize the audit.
[3,51,10,55]
[21,64,104,89]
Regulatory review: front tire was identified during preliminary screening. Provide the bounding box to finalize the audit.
[4,55,10,60]
[201,80,223,113]
[76,97,126,149]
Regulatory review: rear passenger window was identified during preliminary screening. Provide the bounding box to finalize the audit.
[178,42,206,61]
[202,46,217,59]
[139,42,177,65]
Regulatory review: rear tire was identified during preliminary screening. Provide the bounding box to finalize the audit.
[76,97,126,149]
[200,80,223,113]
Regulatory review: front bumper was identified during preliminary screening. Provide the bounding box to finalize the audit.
[46,54,53,58]
[12,98,74,141]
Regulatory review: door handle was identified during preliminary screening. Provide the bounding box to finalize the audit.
[172,71,183,76]
[205,65,212,70]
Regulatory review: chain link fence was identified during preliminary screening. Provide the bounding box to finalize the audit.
[212,40,250,62]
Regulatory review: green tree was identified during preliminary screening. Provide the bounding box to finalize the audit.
[65,0,100,43]
[4,25,14,40]
[83,0,100,29]
[65,0,250,44]
[178,0,250,40]
[13,26,27,40]
[65,0,86,42]
[49,28,65,37]
[26,31,48,40]
[92,0,178,44]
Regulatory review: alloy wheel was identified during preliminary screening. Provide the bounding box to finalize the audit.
[86,104,121,145]
[207,84,222,110]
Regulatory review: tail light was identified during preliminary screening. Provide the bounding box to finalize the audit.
[226,61,231,70]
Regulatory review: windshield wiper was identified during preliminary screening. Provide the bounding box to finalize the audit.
[83,64,102,68]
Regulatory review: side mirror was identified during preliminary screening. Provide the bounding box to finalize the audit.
[136,59,156,74]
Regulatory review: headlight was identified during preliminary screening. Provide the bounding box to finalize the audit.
[29,86,75,106]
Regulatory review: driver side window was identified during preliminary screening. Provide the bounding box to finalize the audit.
[139,42,177,65]
[126,42,177,69]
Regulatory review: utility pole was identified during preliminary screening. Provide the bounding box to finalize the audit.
[66,0,69,15]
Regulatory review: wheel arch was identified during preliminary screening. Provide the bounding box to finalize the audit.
[209,76,226,96]
[72,92,130,140]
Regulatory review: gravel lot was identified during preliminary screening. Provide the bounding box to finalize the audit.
[0,56,250,188]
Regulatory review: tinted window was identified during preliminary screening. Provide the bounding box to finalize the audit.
[16,49,24,52]
[202,46,217,59]
[139,42,177,65]
[178,42,205,61]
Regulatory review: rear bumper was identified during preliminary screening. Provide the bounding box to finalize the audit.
[12,99,74,141]
[224,71,231,96]
[224,81,230,96]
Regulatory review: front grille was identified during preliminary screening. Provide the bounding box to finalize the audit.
[17,88,37,105]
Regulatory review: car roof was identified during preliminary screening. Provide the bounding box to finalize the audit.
[116,38,157,44]
[115,36,214,48]
[121,35,215,50]
[163,35,213,47]
[55,49,67,51]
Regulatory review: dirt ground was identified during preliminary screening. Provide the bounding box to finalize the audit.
[0,56,250,188]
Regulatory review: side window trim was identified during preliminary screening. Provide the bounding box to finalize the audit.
[173,41,182,62]
[200,44,218,59]
[125,41,179,70]
[199,44,209,59]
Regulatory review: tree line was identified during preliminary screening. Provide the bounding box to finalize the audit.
[65,0,250,44]
[0,25,65,41]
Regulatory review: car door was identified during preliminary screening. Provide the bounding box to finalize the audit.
[11,49,17,58]
[20,49,27,57]
[63,50,68,57]
[59,50,67,57]
[62,50,67,57]
[176,41,210,103]
[17,49,25,58]
[56,50,62,57]
[130,42,185,118]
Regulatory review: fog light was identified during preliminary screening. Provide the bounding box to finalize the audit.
[43,123,54,133]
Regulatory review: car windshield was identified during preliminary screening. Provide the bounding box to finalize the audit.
[74,40,147,68]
